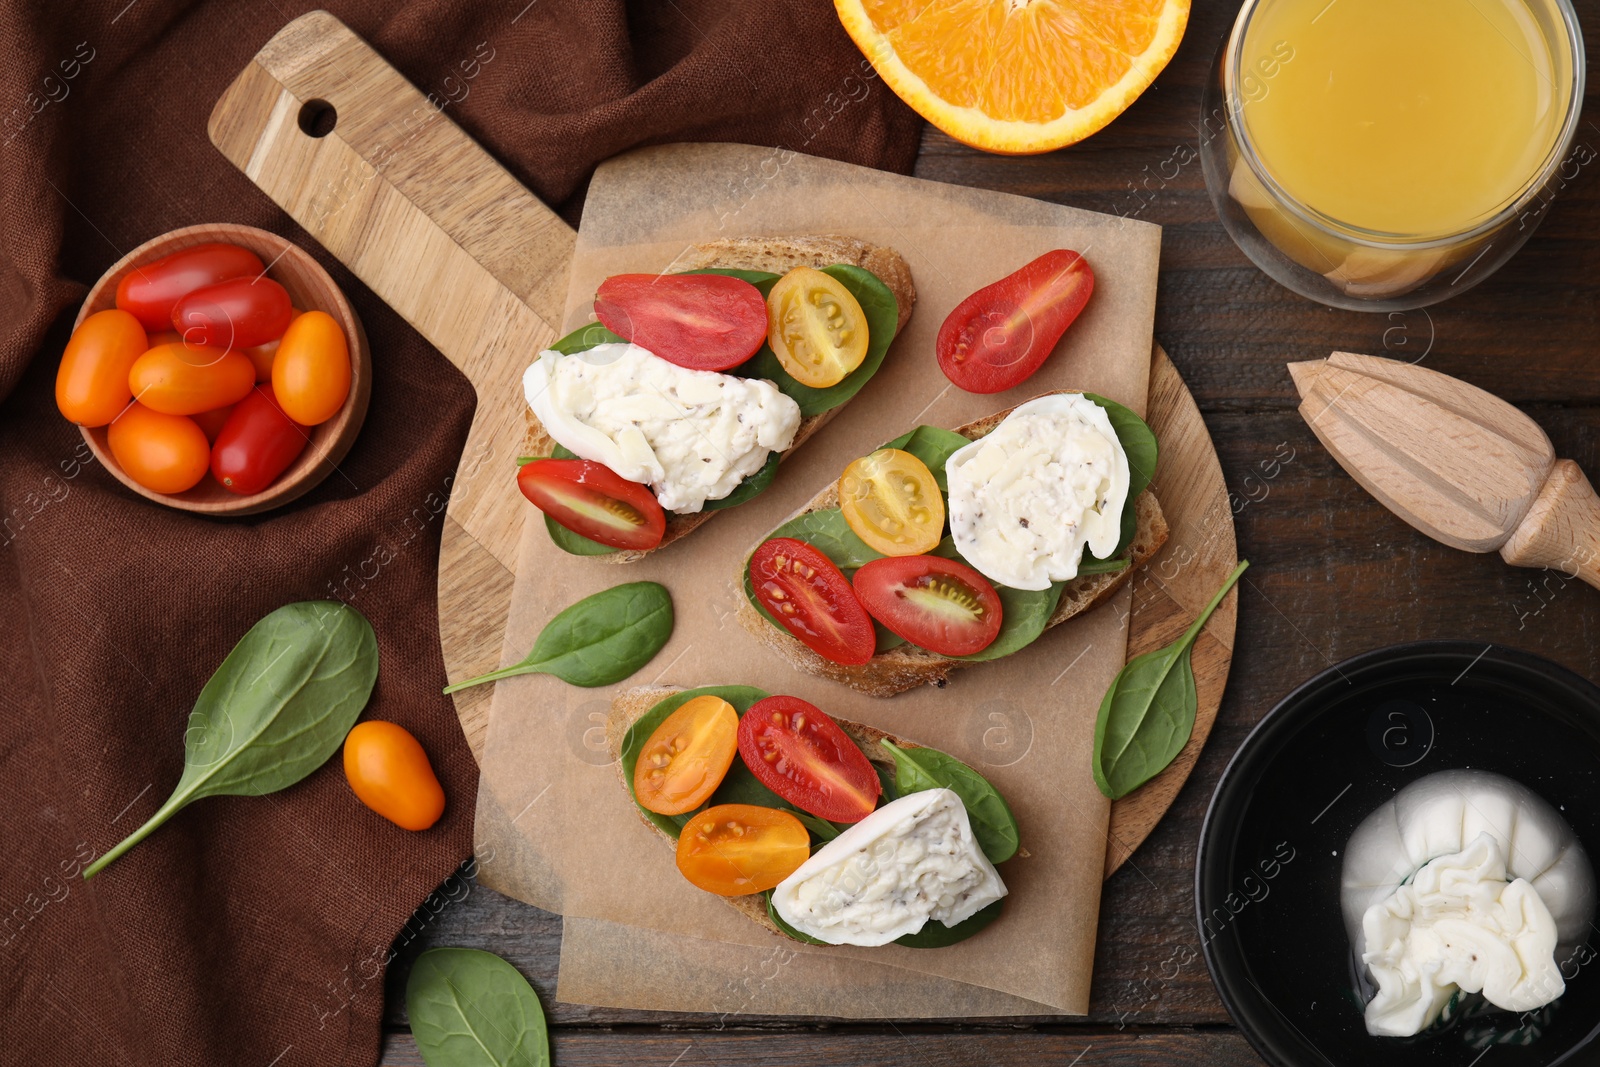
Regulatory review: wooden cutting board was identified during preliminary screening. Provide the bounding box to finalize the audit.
[208,11,1236,880]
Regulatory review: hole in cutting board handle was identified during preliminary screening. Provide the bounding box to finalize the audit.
[297,99,337,137]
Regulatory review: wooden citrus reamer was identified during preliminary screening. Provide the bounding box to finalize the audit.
[1290,351,1600,586]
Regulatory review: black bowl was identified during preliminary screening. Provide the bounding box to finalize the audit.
[1197,641,1600,1067]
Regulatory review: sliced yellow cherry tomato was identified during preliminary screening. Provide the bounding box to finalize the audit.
[633,695,740,815]
[766,266,869,388]
[676,804,810,895]
[838,448,945,556]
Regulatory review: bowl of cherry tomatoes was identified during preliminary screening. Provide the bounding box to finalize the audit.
[59,223,370,514]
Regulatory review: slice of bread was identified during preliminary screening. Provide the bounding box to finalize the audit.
[736,395,1171,697]
[525,235,917,563]
[605,684,927,940]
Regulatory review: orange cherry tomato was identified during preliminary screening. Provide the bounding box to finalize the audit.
[243,308,303,382]
[633,695,740,815]
[56,309,148,427]
[146,330,183,347]
[272,310,350,425]
[190,405,234,443]
[128,343,256,416]
[676,804,810,896]
[106,403,210,493]
[342,721,446,831]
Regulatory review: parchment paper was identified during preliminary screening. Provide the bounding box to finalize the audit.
[473,143,1161,1016]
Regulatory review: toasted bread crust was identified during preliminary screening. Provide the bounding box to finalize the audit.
[606,684,919,940]
[524,235,916,564]
[736,394,1171,696]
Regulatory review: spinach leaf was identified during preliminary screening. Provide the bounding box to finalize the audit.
[767,508,882,570]
[407,947,549,1067]
[733,264,899,417]
[791,811,843,842]
[549,322,625,355]
[443,582,672,693]
[873,619,908,654]
[545,514,620,556]
[1084,392,1158,559]
[880,741,1020,864]
[619,686,770,837]
[879,425,972,493]
[702,449,780,512]
[955,583,1065,663]
[1093,560,1248,800]
[682,267,779,293]
[84,601,378,879]
[707,759,796,816]
[894,900,1004,948]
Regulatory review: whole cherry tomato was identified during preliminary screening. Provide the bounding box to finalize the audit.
[211,386,309,495]
[748,537,875,665]
[936,249,1095,394]
[56,309,147,426]
[128,342,256,415]
[115,242,265,332]
[271,310,350,425]
[190,405,234,443]
[106,403,210,493]
[172,275,293,349]
[342,721,446,831]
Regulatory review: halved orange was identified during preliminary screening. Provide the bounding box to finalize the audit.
[835,0,1190,154]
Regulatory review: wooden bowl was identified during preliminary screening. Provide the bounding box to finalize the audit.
[73,223,371,515]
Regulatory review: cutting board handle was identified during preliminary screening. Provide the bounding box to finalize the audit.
[1501,459,1600,590]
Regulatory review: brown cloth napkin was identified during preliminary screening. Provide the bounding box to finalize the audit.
[0,2,920,1064]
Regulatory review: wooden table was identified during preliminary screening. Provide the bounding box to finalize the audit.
[377,2,1600,1060]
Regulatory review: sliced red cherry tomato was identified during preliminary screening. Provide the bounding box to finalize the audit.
[593,273,767,371]
[852,555,1004,657]
[115,243,265,332]
[517,458,665,551]
[936,249,1095,394]
[211,385,309,495]
[676,804,810,896]
[172,275,294,350]
[737,695,880,823]
[749,537,875,666]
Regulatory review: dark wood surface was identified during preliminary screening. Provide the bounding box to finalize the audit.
[379,2,1600,1061]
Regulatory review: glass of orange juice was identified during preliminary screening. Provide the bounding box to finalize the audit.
[1199,0,1585,310]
